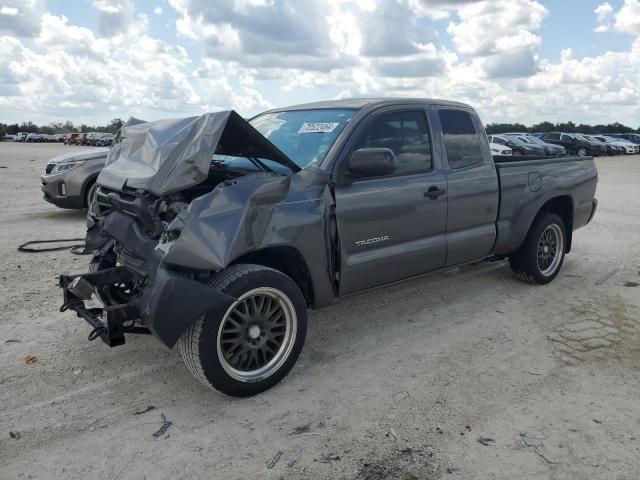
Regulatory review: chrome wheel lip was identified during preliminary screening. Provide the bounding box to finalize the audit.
[216,287,297,383]
[537,223,563,276]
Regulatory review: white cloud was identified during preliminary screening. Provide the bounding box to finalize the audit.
[0,0,43,37]
[614,0,640,35]
[0,7,19,16]
[594,3,613,32]
[92,0,136,37]
[444,0,547,79]
[1,0,640,128]
[446,0,547,57]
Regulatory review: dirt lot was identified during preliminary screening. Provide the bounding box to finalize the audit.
[0,142,639,480]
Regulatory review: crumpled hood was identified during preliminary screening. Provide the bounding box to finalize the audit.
[97,110,299,196]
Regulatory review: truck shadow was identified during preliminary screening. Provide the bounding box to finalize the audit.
[149,260,518,399]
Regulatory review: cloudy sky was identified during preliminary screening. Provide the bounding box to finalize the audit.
[1,0,639,126]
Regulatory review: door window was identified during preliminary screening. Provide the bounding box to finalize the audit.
[354,111,432,176]
[439,110,484,169]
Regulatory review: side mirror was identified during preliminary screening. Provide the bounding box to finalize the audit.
[347,148,397,178]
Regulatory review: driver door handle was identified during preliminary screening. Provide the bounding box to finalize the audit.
[424,186,446,200]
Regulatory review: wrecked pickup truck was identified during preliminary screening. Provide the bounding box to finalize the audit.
[60,99,598,397]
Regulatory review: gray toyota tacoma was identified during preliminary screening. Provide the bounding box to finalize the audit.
[59,99,598,397]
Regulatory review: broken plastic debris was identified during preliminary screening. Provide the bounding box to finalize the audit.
[520,432,545,448]
[267,450,283,469]
[151,414,173,438]
[135,405,156,415]
[477,436,495,446]
[24,355,37,364]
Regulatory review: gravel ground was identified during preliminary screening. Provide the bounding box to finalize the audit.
[1,142,639,480]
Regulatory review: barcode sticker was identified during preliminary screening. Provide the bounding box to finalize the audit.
[298,122,340,134]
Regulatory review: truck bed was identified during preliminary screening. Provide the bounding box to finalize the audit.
[492,155,598,255]
[493,154,585,164]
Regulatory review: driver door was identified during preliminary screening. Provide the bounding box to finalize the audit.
[333,108,448,295]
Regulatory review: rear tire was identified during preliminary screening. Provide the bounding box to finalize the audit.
[577,147,588,157]
[510,212,566,285]
[179,264,308,397]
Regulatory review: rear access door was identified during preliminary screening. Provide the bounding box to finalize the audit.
[333,106,448,295]
[432,107,499,266]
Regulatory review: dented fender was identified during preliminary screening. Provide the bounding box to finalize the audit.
[161,169,337,308]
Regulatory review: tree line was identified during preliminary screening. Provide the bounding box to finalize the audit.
[485,121,640,135]
[0,118,125,136]
[2,118,639,137]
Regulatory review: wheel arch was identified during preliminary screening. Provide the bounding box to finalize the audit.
[81,174,100,207]
[537,195,574,252]
[230,246,315,308]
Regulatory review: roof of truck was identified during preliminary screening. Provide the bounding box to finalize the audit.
[266,98,472,112]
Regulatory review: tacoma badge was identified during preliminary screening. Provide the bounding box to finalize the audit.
[355,235,390,247]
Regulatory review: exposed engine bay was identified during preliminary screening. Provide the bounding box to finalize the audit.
[59,110,334,349]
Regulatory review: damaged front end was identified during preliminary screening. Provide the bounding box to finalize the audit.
[59,110,305,348]
[59,201,236,347]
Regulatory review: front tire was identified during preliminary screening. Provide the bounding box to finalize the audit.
[510,212,566,285]
[179,264,308,397]
[577,147,588,157]
[85,181,98,216]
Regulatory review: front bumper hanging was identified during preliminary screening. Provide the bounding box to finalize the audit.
[59,267,151,347]
[59,263,237,349]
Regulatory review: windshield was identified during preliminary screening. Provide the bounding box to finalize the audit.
[501,136,526,146]
[249,109,355,168]
[523,136,546,146]
[515,135,537,144]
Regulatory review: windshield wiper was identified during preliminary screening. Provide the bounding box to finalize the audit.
[248,157,279,174]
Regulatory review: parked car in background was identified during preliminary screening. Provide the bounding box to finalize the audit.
[75,133,89,145]
[489,142,512,156]
[41,148,109,212]
[583,135,624,155]
[86,132,104,146]
[609,133,640,145]
[4,134,17,141]
[534,132,605,157]
[55,134,66,142]
[487,134,546,156]
[41,117,146,213]
[595,136,639,154]
[64,133,79,145]
[504,133,566,156]
[15,132,27,142]
[26,133,43,142]
[95,133,114,146]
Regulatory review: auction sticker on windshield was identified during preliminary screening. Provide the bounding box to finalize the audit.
[298,122,340,133]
